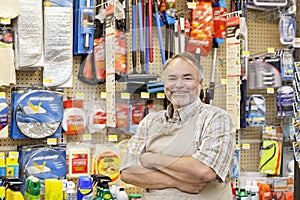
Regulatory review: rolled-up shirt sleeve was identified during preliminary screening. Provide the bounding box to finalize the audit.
[192,112,236,182]
[120,115,149,171]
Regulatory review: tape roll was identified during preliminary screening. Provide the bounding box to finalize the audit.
[88,109,106,131]
[62,108,87,134]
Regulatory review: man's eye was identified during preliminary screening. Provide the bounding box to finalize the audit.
[184,77,193,80]
[167,77,176,80]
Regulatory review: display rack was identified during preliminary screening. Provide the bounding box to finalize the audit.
[0,0,293,197]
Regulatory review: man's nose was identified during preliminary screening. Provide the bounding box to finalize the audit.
[175,78,183,87]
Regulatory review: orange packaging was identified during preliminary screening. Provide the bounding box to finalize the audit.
[186,1,214,56]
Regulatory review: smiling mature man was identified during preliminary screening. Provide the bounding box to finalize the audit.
[120,52,236,200]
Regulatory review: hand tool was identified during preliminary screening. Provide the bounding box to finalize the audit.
[132,0,137,73]
[148,0,153,62]
[179,14,185,53]
[174,19,179,54]
[153,0,166,64]
[138,0,145,73]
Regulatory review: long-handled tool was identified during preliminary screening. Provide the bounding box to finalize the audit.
[153,0,166,64]
[174,19,179,54]
[132,0,137,73]
[179,14,185,53]
[148,0,153,62]
[119,0,157,83]
[138,0,145,73]
[145,1,149,73]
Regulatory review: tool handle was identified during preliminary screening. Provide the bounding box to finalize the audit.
[132,3,136,51]
[138,0,145,63]
[132,51,137,73]
[125,0,130,32]
[148,0,153,62]
[174,19,179,54]
[154,0,165,64]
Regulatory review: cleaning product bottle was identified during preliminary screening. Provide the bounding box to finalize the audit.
[0,186,5,200]
[77,176,93,200]
[4,180,24,200]
[92,174,113,200]
[116,187,128,200]
[64,181,77,200]
[24,175,41,200]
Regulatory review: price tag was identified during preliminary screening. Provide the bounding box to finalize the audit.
[75,92,85,100]
[47,138,57,145]
[187,2,197,9]
[267,47,275,54]
[0,92,5,97]
[101,92,107,99]
[242,143,250,150]
[121,92,130,99]
[221,79,227,85]
[156,92,165,99]
[43,79,53,83]
[266,88,274,94]
[8,151,19,158]
[83,134,92,141]
[0,152,4,158]
[235,144,240,150]
[108,134,118,142]
[242,51,250,57]
[141,92,150,99]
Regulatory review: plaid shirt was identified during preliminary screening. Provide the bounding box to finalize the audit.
[121,98,236,182]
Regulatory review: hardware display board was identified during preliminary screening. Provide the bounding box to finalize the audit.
[0,0,287,196]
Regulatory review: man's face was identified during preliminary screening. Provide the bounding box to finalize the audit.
[164,58,201,109]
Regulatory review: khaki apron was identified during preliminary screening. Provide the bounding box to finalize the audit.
[142,115,232,200]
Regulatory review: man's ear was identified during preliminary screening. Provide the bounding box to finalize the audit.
[199,80,203,86]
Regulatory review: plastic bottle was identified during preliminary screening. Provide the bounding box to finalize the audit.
[250,185,259,200]
[77,176,93,200]
[116,187,128,200]
[24,176,41,200]
[237,189,249,200]
[64,181,77,200]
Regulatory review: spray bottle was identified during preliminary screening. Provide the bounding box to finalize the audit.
[24,175,41,200]
[92,175,113,200]
[3,178,24,200]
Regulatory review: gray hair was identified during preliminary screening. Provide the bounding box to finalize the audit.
[162,52,204,81]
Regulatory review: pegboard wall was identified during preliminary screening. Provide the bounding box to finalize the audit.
[0,0,290,195]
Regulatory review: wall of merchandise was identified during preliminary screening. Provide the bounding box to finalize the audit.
[0,0,298,198]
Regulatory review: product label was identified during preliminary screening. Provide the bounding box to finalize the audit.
[71,153,89,174]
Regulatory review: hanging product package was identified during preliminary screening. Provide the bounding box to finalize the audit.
[15,0,44,70]
[259,140,282,175]
[0,92,8,138]
[91,143,121,184]
[18,145,67,194]
[10,89,63,139]
[279,14,295,45]
[245,94,266,127]
[43,0,73,87]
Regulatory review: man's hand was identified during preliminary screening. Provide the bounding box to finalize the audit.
[175,181,207,194]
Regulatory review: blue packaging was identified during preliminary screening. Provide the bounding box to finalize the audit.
[77,176,92,200]
[73,0,95,55]
[18,145,67,194]
[10,90,63,139]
